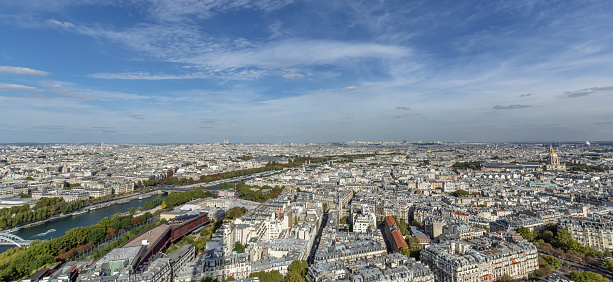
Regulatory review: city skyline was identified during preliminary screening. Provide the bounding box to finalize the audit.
[1,0,613,143]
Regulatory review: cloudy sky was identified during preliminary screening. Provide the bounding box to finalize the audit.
[0,0,612,143]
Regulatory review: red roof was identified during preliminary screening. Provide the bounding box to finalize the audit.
[392,230,408,249]
[385,216,396,227]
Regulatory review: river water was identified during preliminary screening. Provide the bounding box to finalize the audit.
[0,183,227,254]
[0,194,166,254]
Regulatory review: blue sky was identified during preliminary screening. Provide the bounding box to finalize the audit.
[1,0,612,143]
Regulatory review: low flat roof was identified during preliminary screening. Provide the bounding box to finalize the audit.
[124,224,171,252]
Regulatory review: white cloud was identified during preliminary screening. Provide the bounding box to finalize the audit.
[282,68,304,79]
[47,18,74,28]
[0,84,44,92]
[41,81,152,101]
[89,72,202,80]
[147,0,295,22]
[188,40,408,70]
[0,66,50,76]
[126,114,144,119]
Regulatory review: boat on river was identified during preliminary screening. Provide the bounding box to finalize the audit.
[72,209,89,216]
[5,227,20,233]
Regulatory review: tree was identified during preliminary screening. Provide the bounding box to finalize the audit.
[569,271,609,282]
[225,277,236,281]
[249,270,284,282]
[554,229,582,251]
[285,271,305,282]
[87,228,106,243]
[233,242,245,253]
[287,260,308,277]
[604,259,613,272]
[542,255,562,269]
[516,226,533,241]
[454,189,470,197]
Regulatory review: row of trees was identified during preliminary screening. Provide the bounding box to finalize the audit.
[0,205,158,280]
[218,182,234,189]
[517,226,602,258]
[566,162,612,173]
[236,184,284,203]
[60,200,83,214]
[515,225,611,280]
[139,156,335,189]
[452,161,481,170]
[144,198,163,210]
[0,197,73,228]
[162,188,213,209]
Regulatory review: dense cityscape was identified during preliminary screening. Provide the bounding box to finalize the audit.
[2,0,613,281]
[0,142,612,281]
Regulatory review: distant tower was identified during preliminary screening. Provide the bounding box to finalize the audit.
[545,146,566,171]
[101,141,104,148]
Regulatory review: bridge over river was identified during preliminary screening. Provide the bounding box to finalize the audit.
[0,233,32,247]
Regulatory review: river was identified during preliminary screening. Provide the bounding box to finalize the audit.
[0,183,227,254]
[0,194,167,254]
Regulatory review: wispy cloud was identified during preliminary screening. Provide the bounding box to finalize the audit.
[47,18,74,28]
[89,72,206,80]
[282,68,304,79]
[188,40,408,70]
[492,105,532,110]
[519,93,532,97]
[268,21,286,39]
[396,106,411,110]
[42,82,152,101]
[0,83,44,92]
[560,86,613,98]
[146,0,295,22]
[0,66,49,76]
[342,86,357,91]
[126,114,144,119]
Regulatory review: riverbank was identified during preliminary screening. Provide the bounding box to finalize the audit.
[0,190,165,234]
[0,193,167,254]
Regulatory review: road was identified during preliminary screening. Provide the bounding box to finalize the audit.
[165,171,284,191]
[539,251,613,280]
[308,212,328,265]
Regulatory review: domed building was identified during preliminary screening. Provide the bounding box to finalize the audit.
[544,146,566,171]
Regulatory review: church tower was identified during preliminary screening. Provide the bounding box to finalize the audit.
[545,146,566,171]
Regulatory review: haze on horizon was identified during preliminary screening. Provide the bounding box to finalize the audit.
[0,0,612,144]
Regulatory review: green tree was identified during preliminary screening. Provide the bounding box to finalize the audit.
[516,226,533,241]
[604,260,613,272]
[249,270,284,282]
[542,255,562,269]
[87,228,106,243]
[569,271,609,282]
[225,277,236,281]
[454,189,470,197]
[554,229,582,251]
[233,242,245,253]
[285,271,306,282]
[287,260,308,277]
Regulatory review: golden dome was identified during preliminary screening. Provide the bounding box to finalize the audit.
[549,146,558,157]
